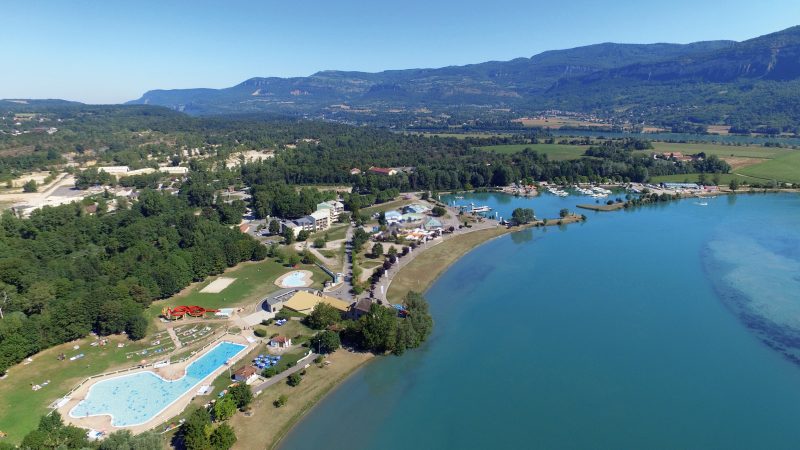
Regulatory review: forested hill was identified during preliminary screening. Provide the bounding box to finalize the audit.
[126,25,800,129]
[127,40,734,114]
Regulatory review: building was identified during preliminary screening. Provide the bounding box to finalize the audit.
[238,223,250,233]
[294,216,316,232]
[269,336,292,349]
[309,209,330,231]
[403,204,429,214]
[347,298,373,320]
[350,168,362,175]
[368,166,398,176]
[316,200,344,223]
[423,217,443,231]
[281,220,302,238]
[281,290,350,315]
[232,365,259,384]
[384,210,403,224]
[661,182,700,190]
[97,166,130,175]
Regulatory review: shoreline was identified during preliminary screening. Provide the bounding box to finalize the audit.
[258,216,585,448]
[261,190,800,445]
[265,352,375,450]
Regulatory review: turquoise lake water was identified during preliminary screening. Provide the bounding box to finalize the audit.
[281,192,800,449]
[70,341,245,426]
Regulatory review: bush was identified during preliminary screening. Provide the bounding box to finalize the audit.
[262,367,279,378]
[287,373,302,387]
[253,328,267,338]
[273,395,288,408]
[313,237,326,248]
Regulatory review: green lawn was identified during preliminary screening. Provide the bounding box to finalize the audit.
[651,142,793,159]
[650,173,750,185]
[0,332,171,444]
[145,259,328,321]
[478,143,588,160]
[737,151,800,184]
[309,224,348,242]
[361,198,414,216]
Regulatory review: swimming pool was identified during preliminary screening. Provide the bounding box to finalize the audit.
[280,271,309,288]
[69,341,246,427]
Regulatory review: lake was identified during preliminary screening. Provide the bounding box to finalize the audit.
[280,192,800,449]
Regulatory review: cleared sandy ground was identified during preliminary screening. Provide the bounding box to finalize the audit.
[199,277,237,293]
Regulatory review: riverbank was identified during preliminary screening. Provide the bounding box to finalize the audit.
[229,350,373,450]
[386,214,582,303]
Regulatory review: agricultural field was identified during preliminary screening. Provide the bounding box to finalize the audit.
[479,143,588,160]
[650,142,793,160]
[737,151,800,184]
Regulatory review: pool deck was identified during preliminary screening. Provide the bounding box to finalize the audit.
[56,333,255,434]
[274,270,313,288]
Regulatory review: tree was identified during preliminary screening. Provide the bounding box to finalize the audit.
[712,173,721,186]
[511,208,535,225]
[387,246,398,257]
[297,230,310,242]
[282,227,295,244]
[268,219,281,235]
[729,178,740,191]
[310,330,341,354]
[307,302,341,329]
[559,208,569,218]
[371,242,384,258]
[100,430,162,450]
[213,396,237,421]
[180,407,212,450]
[21,412,90,450]
[431,206,446,217]
[360,304,397,353]
[313,237,326,248]
[210,423,237,450]
[125,314,148,340]
[287,372,302,387]
[22,180,38,193]
[228,383,253,410]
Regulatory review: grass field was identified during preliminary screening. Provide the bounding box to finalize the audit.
[479,143,588,160]
[228,350,373,450]
[650,173,752,185]
[737,151,800,184]
[650,142,793,159]
[145,260,328,321]
[0,333,174,444]
[387,227,508,303]
[361,198,415,216]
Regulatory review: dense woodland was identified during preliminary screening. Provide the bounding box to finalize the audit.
[0,190,265,375]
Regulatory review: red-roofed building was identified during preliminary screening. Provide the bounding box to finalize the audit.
[368,166,398,176]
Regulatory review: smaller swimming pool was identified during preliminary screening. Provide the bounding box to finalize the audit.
[278,270,312,288]
[69,341,246,427]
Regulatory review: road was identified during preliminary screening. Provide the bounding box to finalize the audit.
[251,352,319,395]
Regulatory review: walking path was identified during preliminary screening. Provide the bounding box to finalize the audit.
[166,327,182,349]
[374,211,499,303]
[252,352,319,395]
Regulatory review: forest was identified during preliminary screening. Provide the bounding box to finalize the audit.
[0,190,265,375]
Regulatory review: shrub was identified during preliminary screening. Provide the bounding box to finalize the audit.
[287,373,302,387]
[273,395,288,408]
[253,328,267,338]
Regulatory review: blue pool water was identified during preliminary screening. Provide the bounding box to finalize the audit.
[70,341,246,426]
[281,271,308,288]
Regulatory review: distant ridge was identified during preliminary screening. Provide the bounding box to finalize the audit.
[91,26,800,129]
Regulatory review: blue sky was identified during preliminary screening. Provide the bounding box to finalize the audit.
[3,0,798,103]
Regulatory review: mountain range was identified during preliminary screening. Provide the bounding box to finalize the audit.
[122,25,800,130]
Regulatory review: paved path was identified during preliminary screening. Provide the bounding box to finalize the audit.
[166,327,182,349]
[252,352,319,395]
[374,207,500,303]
